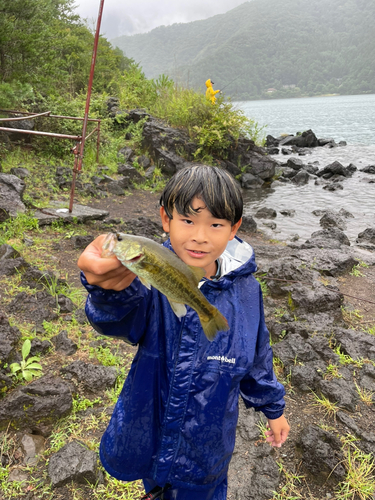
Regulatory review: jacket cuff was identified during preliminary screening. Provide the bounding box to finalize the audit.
[256,408,284,420]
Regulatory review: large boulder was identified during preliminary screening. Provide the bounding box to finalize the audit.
[279,130,319,148]
[61,360,118,392]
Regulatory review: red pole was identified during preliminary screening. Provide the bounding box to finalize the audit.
[69,0,105,212]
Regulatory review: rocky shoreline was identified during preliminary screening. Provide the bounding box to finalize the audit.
[0,111,375,499]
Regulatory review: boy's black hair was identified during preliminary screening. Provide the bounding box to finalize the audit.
[160,165,243,225]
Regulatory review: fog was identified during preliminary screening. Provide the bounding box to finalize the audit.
[73,0,248,38]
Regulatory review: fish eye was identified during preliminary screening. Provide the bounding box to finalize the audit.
[116,233,122,241]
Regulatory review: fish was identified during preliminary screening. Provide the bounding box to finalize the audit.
[101,232,229,341]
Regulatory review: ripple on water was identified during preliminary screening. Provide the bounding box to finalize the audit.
[243,146,375,244]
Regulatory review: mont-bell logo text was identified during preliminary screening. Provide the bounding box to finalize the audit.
[207,355,235,364]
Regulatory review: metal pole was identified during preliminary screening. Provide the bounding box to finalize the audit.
[69,0,105,212]
[96,121,101,163]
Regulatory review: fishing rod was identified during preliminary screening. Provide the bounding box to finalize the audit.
[220,73,244,92]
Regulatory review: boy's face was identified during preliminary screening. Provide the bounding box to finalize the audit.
[160,197,242,279]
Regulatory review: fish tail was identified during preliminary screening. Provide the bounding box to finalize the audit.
[200,309,229,341]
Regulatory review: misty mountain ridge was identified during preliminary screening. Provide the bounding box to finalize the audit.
[112,0,375,100]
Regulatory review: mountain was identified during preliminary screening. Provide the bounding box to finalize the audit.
[111,0,375,100]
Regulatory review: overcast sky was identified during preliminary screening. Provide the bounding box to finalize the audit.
[73,0,248,39]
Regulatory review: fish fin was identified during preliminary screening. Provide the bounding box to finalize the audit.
[188,266,206,284]
[199,309,229,341]
[101,233,117,258]
[139,276,152,290]
[168,299,187,320]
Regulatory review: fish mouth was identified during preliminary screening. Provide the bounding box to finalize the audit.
[125,253,143,263]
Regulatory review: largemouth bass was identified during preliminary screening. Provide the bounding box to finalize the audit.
[102,232,228,341]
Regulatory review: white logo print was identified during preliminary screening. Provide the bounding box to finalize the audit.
[207,355,235,364]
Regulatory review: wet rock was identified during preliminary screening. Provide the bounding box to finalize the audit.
[291,170,310,185]
[242,153,277,181]
[360,165,375,174]
[0,173,26,222]
[51,330,78,356]
[72,308,88,325]
[48,441,98,488]
[71,235,94,249]
[266,147,279,155]
[317,161,353,178]
[358,364,375,394]
[241,173,264,189]
[319,211,346,231]
[333,328,375,362]
[291,363,324,392]
[106,181,125,196]
[117,163,144,182]
[298,425,345,485]
[280,209,295,217]
[356,227,375,245]
[0,376,72,435]
[339,208,354,219]
[322,182,343,191]
[318,138,336,147]
[228,403,280,500]
[61,360,118,392]
[30,338,52,356]
[319,378,358,412]
[272,333,321,367]
[291,248,357,277]
[265,135,279,147]
[286,157,305,170]
[240,215,257,233]
[281,147,292,155]
[7,291,58,325]
[266,257,319,297]
[21,433,45,465]
[290,283,343,316]
[280,167,297,179]
[303,228,350,249]
[0,313,21,363]
[255,207,277,219]
[279,129,319,148]
[222,160,241,177]
[120,216,164,242]
[304,164,319,175]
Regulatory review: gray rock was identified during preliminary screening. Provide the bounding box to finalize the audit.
[20,267,64,291]
[286,157,305,170]
[52,330,78,356]
[241,173,264,189]
[240,215,257,233]
[228,403,280,500]
[333,328,375,362]
[319,378,358,412]
[290,283,343,315]
[298,425,345,484]
[266,257,319,297]
[279,130,319,148]
[0,244,20,260]
[356,227,375,245]
[106,181,125,195]
[0,376,72,435]
[291,248,357,277]
[322,182,344,191]
[30,338,52,356]
[320,211,346,231]
[21,433,45,465]
[304,228,350,249]
[117,164,143,182]
[280,209,295,217]
[144,166,156,179]
[291,170,310,185]
[117,146,135,162]
[48,441,98,488]
[7,291,58,325]
[243,153,277,181]
[0,313,21,363]
[71,235,94,249]
[61,360,118,392]
[360,165,375,174]
[10,167,30,179]
[137,155,151,168]
[280,167,297,179]
[255,207,277,219]
[291,363,324,392]
[0,173,26,222]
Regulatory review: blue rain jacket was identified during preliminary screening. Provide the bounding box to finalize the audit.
[82,236,285,490]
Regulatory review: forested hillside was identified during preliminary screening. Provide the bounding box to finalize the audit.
[0,0,132,107]
[112,0,375,100]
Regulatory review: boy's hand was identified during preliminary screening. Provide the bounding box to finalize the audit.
[265,415,290,448]
[77,234,136,291]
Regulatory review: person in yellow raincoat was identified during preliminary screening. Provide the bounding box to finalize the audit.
[205,78,220,104]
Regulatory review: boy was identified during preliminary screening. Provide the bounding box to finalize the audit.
[78,165,289,500]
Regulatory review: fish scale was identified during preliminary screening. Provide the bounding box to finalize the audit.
[101,232,229,341]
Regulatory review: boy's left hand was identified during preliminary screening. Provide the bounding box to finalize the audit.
[265,415,290,448]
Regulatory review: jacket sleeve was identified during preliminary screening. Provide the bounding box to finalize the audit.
[81,272,151,345]
[240,288,286,420]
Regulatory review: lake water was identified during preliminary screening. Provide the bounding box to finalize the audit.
[235,94,375,245]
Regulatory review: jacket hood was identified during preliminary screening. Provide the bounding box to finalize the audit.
[205,78,212,88]
[163,236,257,290]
